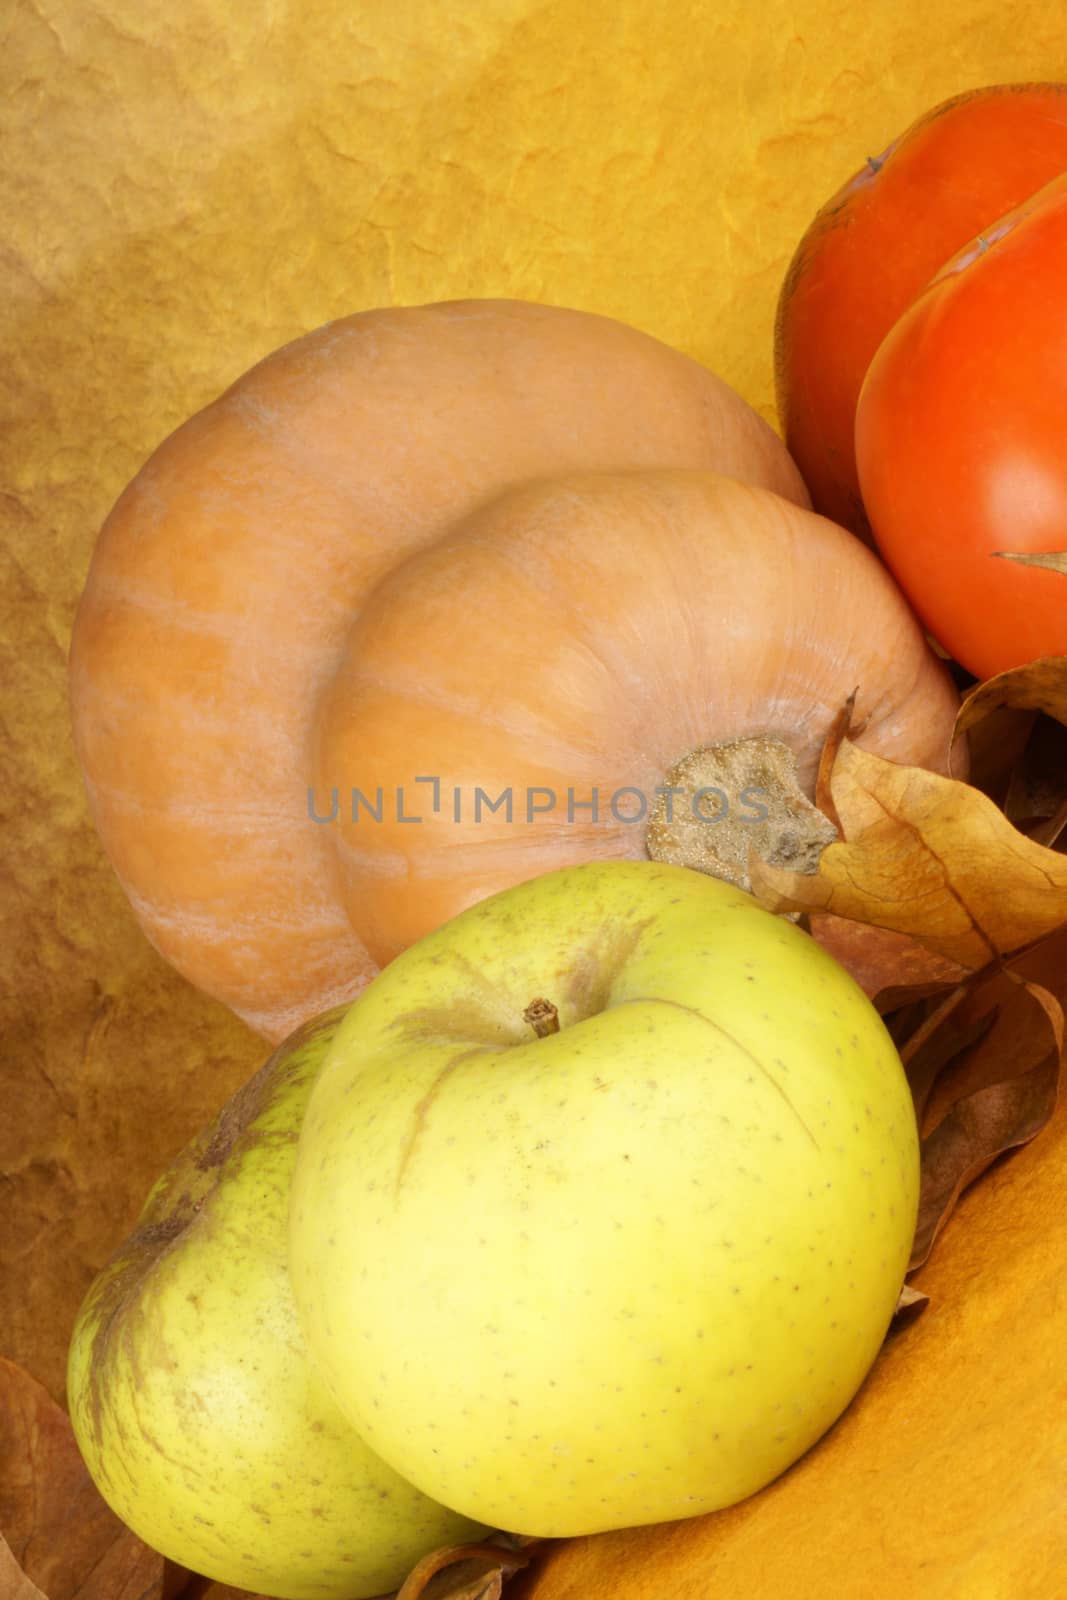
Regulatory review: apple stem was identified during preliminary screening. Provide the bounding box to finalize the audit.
[523,998,560,1037]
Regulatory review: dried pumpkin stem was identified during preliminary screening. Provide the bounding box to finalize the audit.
[523,998,560,1037]
[645,733,837,892]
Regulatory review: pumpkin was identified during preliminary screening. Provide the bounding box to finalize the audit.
[70,300,959,1041]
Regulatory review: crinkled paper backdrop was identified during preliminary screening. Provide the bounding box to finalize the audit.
[3,2,1066,1593]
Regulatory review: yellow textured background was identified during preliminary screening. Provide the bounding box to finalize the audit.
[2,2,1066,1594]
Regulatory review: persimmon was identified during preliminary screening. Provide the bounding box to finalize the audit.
[856,173,1067,679]
[776,83,1067,536]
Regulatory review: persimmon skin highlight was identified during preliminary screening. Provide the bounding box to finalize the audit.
[776,82,1067,536]
[856,172,1067,681]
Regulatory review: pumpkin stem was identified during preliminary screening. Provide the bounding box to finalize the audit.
[645,734,836,892]
[523,998,560,1037]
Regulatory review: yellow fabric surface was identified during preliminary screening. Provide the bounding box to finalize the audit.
[3,0,1066,1591]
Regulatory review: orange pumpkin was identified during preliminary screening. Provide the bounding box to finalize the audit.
[70,300,959,1041]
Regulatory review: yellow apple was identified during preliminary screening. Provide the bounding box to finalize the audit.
[289,860,919,1538]
[67,1009,487,1599]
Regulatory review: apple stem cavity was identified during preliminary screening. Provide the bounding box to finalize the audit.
[645,734,837,893]
[523,998,561,1037]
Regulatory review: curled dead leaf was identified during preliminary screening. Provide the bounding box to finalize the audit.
[999,714,1067,845]
[891,1284,929,1325]
[807,914,968,1011]
[951,700,1036,803]
[954,653,1067,735]
[0,1535,48,1600]
[394,1539,540,1600]
[0,1358,173,1600]
[904,964,1062,1270]
[750,738,1067,968]
[954,656,1067,837]
[898,986,997,1126]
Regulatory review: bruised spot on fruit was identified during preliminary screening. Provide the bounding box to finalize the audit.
[79,1206,192,1453]
[195,1005,350,1171]
[79,1008,351,1459]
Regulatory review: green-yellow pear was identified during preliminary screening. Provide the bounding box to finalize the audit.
[67,1009,487,1599]
[289,861,919,1539]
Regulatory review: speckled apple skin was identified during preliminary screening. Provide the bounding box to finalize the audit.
[67,1009,487,1599]
[289,860,919,1538]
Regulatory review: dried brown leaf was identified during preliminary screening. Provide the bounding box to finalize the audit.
[949,656,1067,817]
[1002,714,1067,845]
[808,914,968,1010]
[891,1284,930,1325]
[898,984,996,1124]
[424,1569,501,1600]
[954,653,1067,740]
[395,1541,538,1600]
[1029,792,1067,851]
[750,738,1067,968]
[950,700,1036,803]
[906,968,1063,1270]
[0,1359,171,1600]
[0,1534,49,1600]
[1005,920,1067,1002]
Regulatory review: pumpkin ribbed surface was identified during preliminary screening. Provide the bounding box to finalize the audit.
[70,299,957,1039]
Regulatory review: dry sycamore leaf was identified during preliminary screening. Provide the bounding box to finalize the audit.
[891,1284,929,1324]
[953,654,1067,740]
[955,657,1067,843]
[395,1541,539,1600]
[954,701,1038,805]
[0,1359,172,1600]
[1,1535,48,1600]
[897,986,998,1126]
[1001,715,1067,845]
[807,914,968,1010]
[750,737,1067,968]
[903,963,1063,1270]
